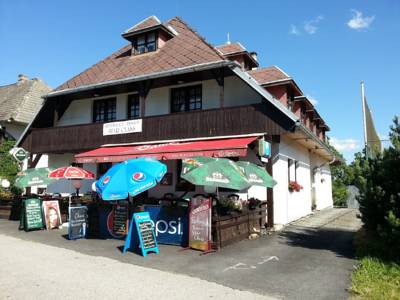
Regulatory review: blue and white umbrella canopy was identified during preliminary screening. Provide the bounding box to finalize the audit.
[95,158,167,201]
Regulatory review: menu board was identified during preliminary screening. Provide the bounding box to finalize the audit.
[68,206,88,240]
[189,198,212,251]
[21,198,44,231]
[112,204,129,236]
[123,212,159,257]
[42,200,62,230]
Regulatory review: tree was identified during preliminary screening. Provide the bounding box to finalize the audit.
[329,145,352,207]
[0,139,20,192]
[357,116,400,253]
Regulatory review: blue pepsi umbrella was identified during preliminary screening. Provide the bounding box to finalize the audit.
[95,158,167,201]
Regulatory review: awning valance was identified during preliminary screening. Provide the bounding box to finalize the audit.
[75,137,258,163]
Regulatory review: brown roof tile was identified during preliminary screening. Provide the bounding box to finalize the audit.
[55,17,224,91]
[248,66,290,85]
[215,43,246,55]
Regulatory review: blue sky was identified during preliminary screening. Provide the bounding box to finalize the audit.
[1,0,399,162]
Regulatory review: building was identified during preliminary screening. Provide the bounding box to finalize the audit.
[17,16,335,227]
[0,74,51,141]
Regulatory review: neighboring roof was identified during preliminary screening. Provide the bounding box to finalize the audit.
[55,17,225,92]
[123,15,161,35]
[0,77,51,124]
[247,66,290,84]
[215,43,246,55]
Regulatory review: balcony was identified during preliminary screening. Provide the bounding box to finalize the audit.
[22,104,293,154]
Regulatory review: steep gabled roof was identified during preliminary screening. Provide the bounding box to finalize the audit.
[0,78,51,124]
[55,17,225,92]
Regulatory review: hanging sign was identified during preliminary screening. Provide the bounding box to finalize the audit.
[123,212,159,257]
[20,198,44,231]
[189,198,212,252]
[42,200,62,230]
[103,119,142,136]
[12,147,28,162]
[258,139,271,158]
[112,204,129,236]
[68,206,88,240]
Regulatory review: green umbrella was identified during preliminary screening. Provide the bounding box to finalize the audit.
[15,168,57,188]
[236,161,277,188]
[181,157,250,190]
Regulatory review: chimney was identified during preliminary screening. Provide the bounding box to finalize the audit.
[18,74,29,82]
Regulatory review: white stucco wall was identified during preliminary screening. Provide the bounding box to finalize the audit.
[310,154,333,210]
[272,136,312,225]
[57,75,263,125]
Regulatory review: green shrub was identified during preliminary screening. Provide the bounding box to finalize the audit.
[357,116,400,254]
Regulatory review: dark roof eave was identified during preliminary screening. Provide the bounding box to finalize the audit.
[46,60,233,99]
[121,24,175,39]
[261,79,302,96]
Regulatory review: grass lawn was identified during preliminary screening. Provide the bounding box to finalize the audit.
[350,229,400,300]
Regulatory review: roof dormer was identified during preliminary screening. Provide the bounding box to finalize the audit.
[122,16,177,55]
[215,42,258,70]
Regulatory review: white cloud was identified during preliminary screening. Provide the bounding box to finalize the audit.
[347,10,375,30]
[304,15,324,34]
[306,94,318,106]
[289,25,300,35]
[330,137,360,152]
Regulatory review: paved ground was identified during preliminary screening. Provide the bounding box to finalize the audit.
[0,208,361,300]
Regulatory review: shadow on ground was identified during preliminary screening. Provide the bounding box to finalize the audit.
[279,227,356,259]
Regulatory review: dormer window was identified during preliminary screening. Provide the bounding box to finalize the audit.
[134,32,157,54]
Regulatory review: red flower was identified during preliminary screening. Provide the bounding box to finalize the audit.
[289,181,303,192]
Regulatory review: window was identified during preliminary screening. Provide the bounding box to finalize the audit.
[171,85,202,113]
[128,94,140,119]
[133,32,157,54]
[93,98,116,123]
[288,159,297,183]
[97,163,112,179]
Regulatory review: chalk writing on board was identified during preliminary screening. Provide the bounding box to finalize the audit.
[189,198,211,251]
[113,205,128,235]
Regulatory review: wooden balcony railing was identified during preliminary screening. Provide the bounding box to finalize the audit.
[22,104,292,154]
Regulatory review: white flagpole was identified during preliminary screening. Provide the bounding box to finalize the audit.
[361,81,368,154]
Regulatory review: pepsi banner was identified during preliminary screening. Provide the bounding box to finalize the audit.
[144,205,188,246]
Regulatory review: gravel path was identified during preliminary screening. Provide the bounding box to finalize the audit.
[0,234,275,300]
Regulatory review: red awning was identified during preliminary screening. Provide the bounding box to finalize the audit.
[75,137,257,163]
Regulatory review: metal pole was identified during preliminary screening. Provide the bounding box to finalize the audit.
[361,81,368,156]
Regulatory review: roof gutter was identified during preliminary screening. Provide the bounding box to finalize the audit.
[46,60,234,99]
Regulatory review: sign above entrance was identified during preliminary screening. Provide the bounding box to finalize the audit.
[103,119,142,136]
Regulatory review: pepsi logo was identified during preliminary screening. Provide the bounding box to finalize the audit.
[103,176,110,185]
[132,172,146,182]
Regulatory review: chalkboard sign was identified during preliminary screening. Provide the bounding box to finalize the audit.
[68,206,88,240]
[20,198,44,231]
[112,204,129,236]
[123,212,159,257]
[189,198,212,251]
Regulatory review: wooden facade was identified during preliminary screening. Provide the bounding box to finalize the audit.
[21,103,294,154]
